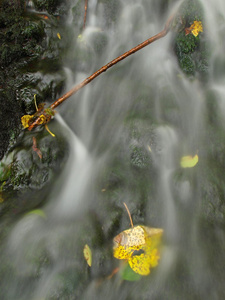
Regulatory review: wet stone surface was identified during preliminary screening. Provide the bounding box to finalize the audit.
[0,0,71,160]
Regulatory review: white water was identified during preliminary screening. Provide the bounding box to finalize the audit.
[2,0,225,299]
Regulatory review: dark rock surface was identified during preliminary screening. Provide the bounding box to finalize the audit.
[0,0,70,160]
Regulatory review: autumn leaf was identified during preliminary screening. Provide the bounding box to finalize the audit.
[113,225,163,276]
[57,32,61,40]
[21,95,56,136]
[185,21,203,37]
[83,244,92,267]
[180,154,199,168]
[21,115,34,128]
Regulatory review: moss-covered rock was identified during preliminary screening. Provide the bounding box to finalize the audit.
[0,120,68,193]
[32,0,66,15]
[0,0,71,160]
[172,0,210,78]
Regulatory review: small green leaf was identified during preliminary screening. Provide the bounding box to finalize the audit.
[26,209,46,218]
[121,262,142,281]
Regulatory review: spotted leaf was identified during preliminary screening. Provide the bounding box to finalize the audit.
[113,225,163,276]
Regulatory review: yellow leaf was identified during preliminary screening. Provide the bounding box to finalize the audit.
[21,115,34,128]
[83,244,92,267]
[39,114,47,124]
[57,32,61,40]
[113,226,163,275]
[180,154,199,168]
[190,21,203,37]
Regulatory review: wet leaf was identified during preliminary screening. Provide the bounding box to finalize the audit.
[121,262,141,281]
[185,21,203,37]
[180,154,198,168]
[113,225,163,276]
[26,209,46,218]
[21,115,34,128]
[83,244,92,267]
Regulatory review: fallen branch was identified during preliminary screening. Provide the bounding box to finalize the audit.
[28,14,174,131]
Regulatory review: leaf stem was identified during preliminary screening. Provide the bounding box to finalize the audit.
[123,202,134,228]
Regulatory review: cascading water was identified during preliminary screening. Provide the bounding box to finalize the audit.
[1,0,225,299]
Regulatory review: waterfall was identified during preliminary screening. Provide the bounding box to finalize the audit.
[1,0,225,299]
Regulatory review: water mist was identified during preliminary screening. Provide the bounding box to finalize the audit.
[1,0,225,299]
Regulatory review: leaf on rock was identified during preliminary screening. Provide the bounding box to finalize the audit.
[180,154,198,168]
[83,244,92,267]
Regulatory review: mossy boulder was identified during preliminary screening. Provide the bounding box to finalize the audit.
[0,0,71,160]
[172,0,210,78]
[0,120,68,193]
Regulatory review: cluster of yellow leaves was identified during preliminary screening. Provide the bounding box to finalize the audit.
[21,114,47,129]
[21,95,55,137]
[113,225,163,275]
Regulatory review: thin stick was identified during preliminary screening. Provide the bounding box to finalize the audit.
[83,0,88,30]
[123,202,134,228]
[28,14,174,131]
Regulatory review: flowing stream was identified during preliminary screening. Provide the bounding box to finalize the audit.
[1,0,225,299]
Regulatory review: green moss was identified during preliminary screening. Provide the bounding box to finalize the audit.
[130,145,150,169]
[0,0,70,159]
[22,21,44,40]
[173,0,210,78]
[33,0,63,14]
[175,32,199,54]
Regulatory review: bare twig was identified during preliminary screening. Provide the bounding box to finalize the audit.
[28,15,174,131]
[83,0,88,30]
